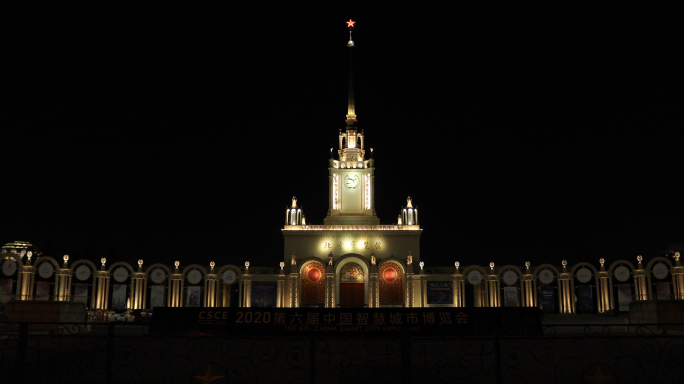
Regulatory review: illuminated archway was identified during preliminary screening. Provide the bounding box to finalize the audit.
[379,261,403,306]
[337,259,366,308]
[301,261,325,307]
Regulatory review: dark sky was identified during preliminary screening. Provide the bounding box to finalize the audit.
[3,3,682,270]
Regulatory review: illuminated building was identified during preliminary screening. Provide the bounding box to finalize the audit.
[1,22,682,316]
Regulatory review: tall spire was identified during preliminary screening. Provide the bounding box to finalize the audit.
[345,19,357,128]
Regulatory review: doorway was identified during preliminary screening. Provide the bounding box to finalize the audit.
[340,282,364,307]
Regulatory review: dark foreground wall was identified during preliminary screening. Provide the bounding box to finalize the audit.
[1,321,684,384]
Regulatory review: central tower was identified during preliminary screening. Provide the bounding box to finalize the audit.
[324,20,379,225]
[281,20,422,308]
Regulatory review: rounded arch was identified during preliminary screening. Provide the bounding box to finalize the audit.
[497,265,523,277]
[69,259,97,306]
[533,264,560,314]
[300,258,326,307]
[182,264,207,308]
[607,260,635,312]
[0,255,23,302]
[378,259,404,307]
[607,260,635,273]
[335,254,370,277]
[300,258,326,277]
[35,256,60,270]
[570,262,599,276]
[462,265,487,308]
[532,264,560,278]
[144,263,171,310]
[497,265,523,285]
[33,256,60,300]
[108,262,134,311]
[1,253,25,268]
[645,256,673,270]
[216,264,243,280]
[496,265,523,307]
[108,261,135,276]
[216,264,242,307]
[570,262,599,314]
[70,258,98,274]
[646,256,674,300]
[378,256,406,273]
[181,264,208,277]
[335,254,369,308]
[463,265,487,275]
[145,263,172,279]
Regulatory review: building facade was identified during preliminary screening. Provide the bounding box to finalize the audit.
[1,23,683,317]
[1,240,683,315]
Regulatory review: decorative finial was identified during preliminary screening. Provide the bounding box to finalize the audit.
[599,258,605,268]
[562,260,567,267]
[674,252,680,262]
[279,261,285,271]
[346,19,355,47]
[245,261,250,271]
[291,253,297,265]
[63,255,69,266]
[27,251,32,262]
[138,259,143,269]
[101,257,107,268]
[174,261,180,269]
[291,196,297,208]
[637,255,643,265]
[525,261,530,270]
[419,261,424,270]
[489,262,495,271]
[407,253,413,265]
[455,261,460,270]
[210,261,215,271]
[406,196,413,209]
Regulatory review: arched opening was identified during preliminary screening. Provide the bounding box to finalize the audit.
[147,265,169,310]
[110,264,132,311]
[71,261,95,307]
[183,267,205,307]
[573,264,597,314]
[534,266,560,314]
[339,262,364,308]
[219,267,241,307]
[379,261,403,307]
[301,261,325,307]
[464,268,486,307]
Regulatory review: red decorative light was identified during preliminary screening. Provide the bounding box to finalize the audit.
[346,19,355,28]
[384,268,397,282]
[308,268,321,282]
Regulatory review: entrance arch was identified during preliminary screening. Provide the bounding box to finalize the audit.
[336,257,368,308]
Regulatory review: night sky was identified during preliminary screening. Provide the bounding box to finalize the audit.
[3,3,682,270]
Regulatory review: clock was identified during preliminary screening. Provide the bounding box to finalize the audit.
[344,175,359,189]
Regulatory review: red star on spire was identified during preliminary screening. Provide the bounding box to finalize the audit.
[346,19,356,28]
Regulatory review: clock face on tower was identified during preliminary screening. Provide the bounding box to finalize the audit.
[344,174,359,189]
